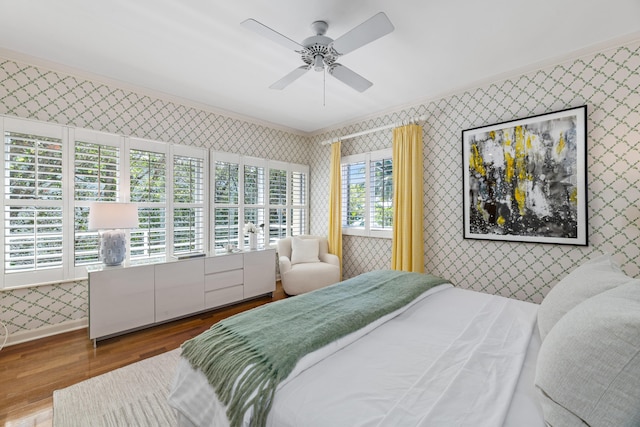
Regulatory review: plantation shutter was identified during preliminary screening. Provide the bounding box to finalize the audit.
[268,167,287,243]
[129,147,166,260]
[3,130,64,273]
[243,160,265,247]
[173,154,205,254]
[289,169,307,236]
[213,158,239,249]
[370,156,393,230]
[341,160,366,230]
[74,140,120,265]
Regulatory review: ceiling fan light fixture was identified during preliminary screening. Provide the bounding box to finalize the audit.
[313,54,324,72]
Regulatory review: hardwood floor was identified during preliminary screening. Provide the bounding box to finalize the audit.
[0,281,286,426]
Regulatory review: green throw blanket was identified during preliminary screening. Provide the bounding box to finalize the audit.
[181,269,448,427]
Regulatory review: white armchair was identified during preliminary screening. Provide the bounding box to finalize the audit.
[276,235,341,295]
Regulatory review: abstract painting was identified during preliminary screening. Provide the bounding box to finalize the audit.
[462,106,587,245]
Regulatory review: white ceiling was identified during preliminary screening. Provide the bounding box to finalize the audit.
[1,0,640,134]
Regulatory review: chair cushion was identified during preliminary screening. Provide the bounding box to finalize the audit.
[291,237,320,265]
[282,262,340,295]
[534,283,640,426]
[537,253,635,340]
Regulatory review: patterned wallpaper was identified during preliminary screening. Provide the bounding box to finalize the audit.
[310,39,640,304]
[1,37,639,342]
[0,57,309,340]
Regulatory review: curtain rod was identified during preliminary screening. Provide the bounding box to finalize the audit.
[320,115,427,145]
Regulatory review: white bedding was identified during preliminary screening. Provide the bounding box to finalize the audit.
[168,285,544,427]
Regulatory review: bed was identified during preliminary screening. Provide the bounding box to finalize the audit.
[168,255,640,427]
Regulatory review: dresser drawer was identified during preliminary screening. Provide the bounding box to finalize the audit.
[205,253,243,274]
[205,285,244,309]
[205,269,243,292]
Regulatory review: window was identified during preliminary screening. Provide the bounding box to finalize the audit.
[211,155,308,250]
[2,118,66,287]
[243,157,266,247]
[0,115,309,289]
[370,156,393,229]
[289,166,308,236]
[341,148,393,238]
[4,131,64,271]
[73,129,122,272]
[212,153,239,250]
[173,146,206,255]
[342,160,366,228]
[268,164,288,244]
[129,140,167,261]
[266,161,309,244]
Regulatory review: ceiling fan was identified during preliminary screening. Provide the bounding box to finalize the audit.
[241,12,394,93]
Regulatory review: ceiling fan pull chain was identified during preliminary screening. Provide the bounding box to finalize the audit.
[323,66,326,107]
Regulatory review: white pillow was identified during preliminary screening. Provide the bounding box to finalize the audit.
[535,283,640,426]
[537,253,636,340]
[290,237,320,265]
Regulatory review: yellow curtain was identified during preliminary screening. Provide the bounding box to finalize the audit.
[391,124,424,273]
[328,141,343,278]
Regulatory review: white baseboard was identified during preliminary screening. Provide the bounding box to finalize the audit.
[4,318,88,347]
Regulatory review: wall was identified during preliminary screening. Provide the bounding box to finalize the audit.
[1,37,639,343]
[0,57,309,343]
[309,39,640,303]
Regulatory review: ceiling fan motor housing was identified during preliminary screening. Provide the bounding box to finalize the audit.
[301,33,336,71]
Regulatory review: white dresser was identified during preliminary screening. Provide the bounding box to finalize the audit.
[88,248,276,343]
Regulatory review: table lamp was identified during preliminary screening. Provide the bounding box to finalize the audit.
[88,202,139,266]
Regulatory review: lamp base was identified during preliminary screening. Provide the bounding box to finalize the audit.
[100,229,127,266]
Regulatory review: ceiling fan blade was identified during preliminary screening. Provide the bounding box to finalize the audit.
[330,12,394,55]
[328,64,373,92]
[241,18,304,52]
[270,66,310,90]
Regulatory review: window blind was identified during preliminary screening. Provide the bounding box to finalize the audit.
[130,149,166,203]
[213,207,238,249]
[268,168,288,243]
[173,155,205,254]
[4,132,63,200]
[130,148,166,260]
[74,141,120,265]
[268,208,287,242]
[244,164,265,246]
[244,164,264,205]
[4,206,63,272]
[370,157,393,229]
[74,142,118,201]
[215,161,239,204]
[341,161,366,228]
[340,149,393,238]
[269,168,287,205]
[4,131,64,272]
[130,207,166,259]
[290,170,307,236]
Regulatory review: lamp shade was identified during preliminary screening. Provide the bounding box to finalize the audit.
[88,202,139,230]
